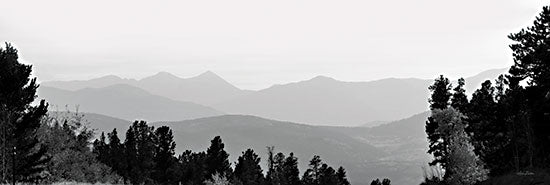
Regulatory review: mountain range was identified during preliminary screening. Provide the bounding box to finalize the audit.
[41,68,508,126]
[43,71,251,106]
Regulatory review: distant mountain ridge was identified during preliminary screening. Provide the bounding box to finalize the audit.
[38,84,223,122]
[43,71,251,106]
[42,68,508,126]
[214,68,507,126]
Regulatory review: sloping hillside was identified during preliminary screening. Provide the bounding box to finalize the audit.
[38,84,223,122]
[76,111,431,185]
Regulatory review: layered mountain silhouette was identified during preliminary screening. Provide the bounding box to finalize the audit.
[214,68,507,126]
[43,71,251,105]
[38,84,223,121]
[42,68,507,126]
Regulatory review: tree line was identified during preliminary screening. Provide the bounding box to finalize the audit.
[92,120,353,185]
[423,6,550,185]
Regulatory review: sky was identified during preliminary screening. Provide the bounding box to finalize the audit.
[0,0,548,90]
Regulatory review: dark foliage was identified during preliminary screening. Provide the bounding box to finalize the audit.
[125,120,157,184]
[508,5,550,171]
[370,178,391,185]
[234,149,264,185]
[206,136,233,180]
[153,126,179,185]
[0,43,50,183]
[336,166,351,185]
[426,75,452,170]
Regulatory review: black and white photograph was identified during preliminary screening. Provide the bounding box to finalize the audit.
[1,1,549,185]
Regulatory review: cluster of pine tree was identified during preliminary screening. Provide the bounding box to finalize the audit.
[0,43,50,184]
[424,6,550,185]
[93,121,352,185]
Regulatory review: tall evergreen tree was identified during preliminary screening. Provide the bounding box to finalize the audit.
[266,146,275,184]
[234,149,264,185]
[93,132,109,164]
[428,75,453,110]
[508,5,550,169]
[0,43,50,183]
[335,166,350,185]
[124,121,156,185]
[107,129,126,183]
[179,150,207,185]
[497,75,534,173]
[272,152,286,185]
[425,75,452,172]
[302,155,322,185]
[508,6,550,88]
[153,126,179,185]
[318,164,338,185]
[206,136,232,180]
[466,80,509,175]
[282,153,301,185]
[450,78,468,112]
[124,125,138,184]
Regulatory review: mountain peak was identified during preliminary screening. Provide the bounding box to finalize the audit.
[141,71,181,82]
[190,71,227,82]
[155,71,179,77]
[309,75,337,82]
[96,74,123,81]
[196,71,221,79]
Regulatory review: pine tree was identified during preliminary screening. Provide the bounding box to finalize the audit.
[466,80,508,174]
[266,146,275,184]
[381,178,391,185]
[450,78,468,112]
[428,75,453,110]
[508,6,550,88]
[153,126,179,185]
[370,179,381,185]
[206,136,232,180]
[273,152,286,185]
[0,43,50,183]
[124,125,138,184]
[302,155,322,185]
[93,132,109,164]
[179,150,207,185]
[318,164,338,185]
[282,153,300,185]
[107,129,127,182]
[335,167,350,185]
[234,149,264,185]
[124,120,156,185]
[508,5,550,170]
[426,75,452,171]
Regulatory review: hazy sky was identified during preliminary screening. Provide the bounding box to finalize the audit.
[0,0,547,90]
